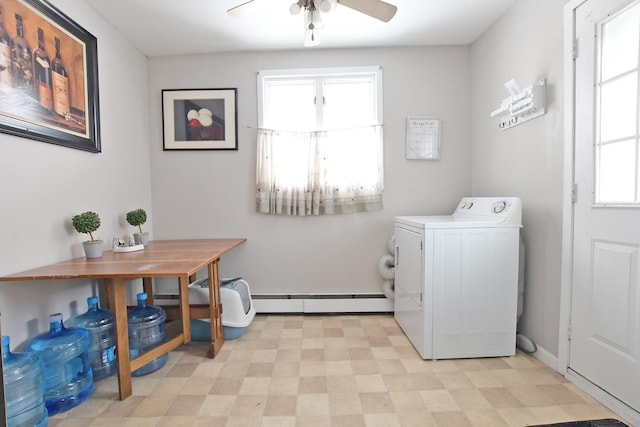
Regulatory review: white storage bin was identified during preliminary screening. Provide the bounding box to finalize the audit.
[188,278,256,341]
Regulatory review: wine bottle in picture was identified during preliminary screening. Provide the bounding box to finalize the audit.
[33,27,52,111]
[0,6,12,92]
[10,14,33,96]
[51,37,69,117]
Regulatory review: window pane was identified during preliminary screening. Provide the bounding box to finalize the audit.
[600,72,637,142]
[601,3,640,81]
[597,139,637,203]
[323,79,376,129]
[264,81,316,130]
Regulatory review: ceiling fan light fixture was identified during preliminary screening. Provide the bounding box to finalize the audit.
[289,1,302,15]
[303,8,322,47]
[318,0,333,13]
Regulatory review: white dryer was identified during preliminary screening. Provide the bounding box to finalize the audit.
[394,197,522,360]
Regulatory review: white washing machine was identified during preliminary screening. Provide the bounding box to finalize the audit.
[394,197,522,360]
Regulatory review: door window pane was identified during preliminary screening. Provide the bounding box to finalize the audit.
[600,72,637,142]
[598,139,636,203]
[601,3,640,81]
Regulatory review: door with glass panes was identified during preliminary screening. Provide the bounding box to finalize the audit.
[571,0,640,412]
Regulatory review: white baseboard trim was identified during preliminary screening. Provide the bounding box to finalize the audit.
[252,293,394,314]
[529,345,639,425]
[529,344,559,371]
[566,370,639,426]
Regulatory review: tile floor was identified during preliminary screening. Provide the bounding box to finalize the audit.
[49,314,625,427]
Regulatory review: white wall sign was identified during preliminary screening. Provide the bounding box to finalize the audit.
[406,117,441,160]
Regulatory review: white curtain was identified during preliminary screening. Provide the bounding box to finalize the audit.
[256,125,384,215]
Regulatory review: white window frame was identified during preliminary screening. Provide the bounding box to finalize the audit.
[256,66,384,131]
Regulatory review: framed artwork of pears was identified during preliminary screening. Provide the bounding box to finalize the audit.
[162,88,238,151]
[0,0,100,152]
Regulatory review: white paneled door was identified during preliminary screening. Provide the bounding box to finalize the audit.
[572,0,640,412]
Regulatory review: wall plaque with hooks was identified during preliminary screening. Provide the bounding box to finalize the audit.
[491,78,546,130]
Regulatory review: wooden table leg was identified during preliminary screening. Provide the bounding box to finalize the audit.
[208,260,224,357]
[179,275,191,343]
[143,277,154,304]
[106,278,133,400]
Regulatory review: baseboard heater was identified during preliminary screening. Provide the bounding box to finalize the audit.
[251,293,393,314]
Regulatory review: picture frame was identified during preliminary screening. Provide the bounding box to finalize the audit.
[0,0,100,152]
[406,117,441,160]
[162,88,238,151]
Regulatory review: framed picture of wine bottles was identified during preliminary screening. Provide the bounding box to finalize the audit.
[162,88,238,151]
[0,0,100,152]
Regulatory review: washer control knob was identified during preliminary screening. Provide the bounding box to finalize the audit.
[493,201,507,213]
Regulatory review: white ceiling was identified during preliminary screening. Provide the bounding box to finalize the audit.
[82,0,516,57]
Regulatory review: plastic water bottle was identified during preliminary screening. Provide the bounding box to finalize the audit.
[67,296,117,381]
[26,313,94,416]
[2,336,48,427]
[128,292,168,376]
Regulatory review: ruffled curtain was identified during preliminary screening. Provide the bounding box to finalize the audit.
[256,125,384,215]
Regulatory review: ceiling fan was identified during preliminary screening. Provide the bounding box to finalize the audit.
[228,0,398,46]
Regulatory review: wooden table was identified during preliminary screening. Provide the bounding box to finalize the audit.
[0,238,246,400]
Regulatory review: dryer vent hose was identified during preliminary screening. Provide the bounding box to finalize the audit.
[379,236,396,299]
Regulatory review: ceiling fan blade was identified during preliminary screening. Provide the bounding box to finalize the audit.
[227,0,266,18]
[338,0,397,22]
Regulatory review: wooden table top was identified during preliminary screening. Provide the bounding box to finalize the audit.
[0,239,247,281]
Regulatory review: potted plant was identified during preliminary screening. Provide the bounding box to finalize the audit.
[126,208,149,245]
[71,211,103,259]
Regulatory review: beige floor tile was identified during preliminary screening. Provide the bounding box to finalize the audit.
[269,376,300,395]
[362,412,402,427]
[165,394,206,416]
[197,394,236,416]
[326,375,358,393]
[263,395,298,416]
[431,410,473,427]
[449,388,493,410]
[397,410,439,427]
[330,414,366,427]
[239,377,272,394]
[359,392,395,414]
[298,376,327,393]
[179,376,216,395]
[325,360,353,376]
[464,408,510,427]
[130,395,174,417]
[389,390,427,412]
[294,414,332,426]
[230,395,268,416]
[355,374,387,393]
[382,373,420,391]
[419,389,461,412]
[328,392,363,415]
[296,393,330,415]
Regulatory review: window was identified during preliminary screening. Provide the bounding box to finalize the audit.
[595,2,640,204]
[255,66,384,215]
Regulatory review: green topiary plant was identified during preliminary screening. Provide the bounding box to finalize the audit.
[126,208,147,234]
[72,211,101,242]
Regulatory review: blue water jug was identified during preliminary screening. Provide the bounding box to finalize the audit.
[128,292,168,376]
[67,296,117,381]
[25,313,94,416]
[2,336,48,427]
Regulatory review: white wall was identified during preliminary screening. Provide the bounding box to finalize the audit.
[0,2,151,347]
[470,0,568,356]
[147,47,472,295]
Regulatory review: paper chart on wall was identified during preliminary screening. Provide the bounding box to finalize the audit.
[406,117,441,160]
